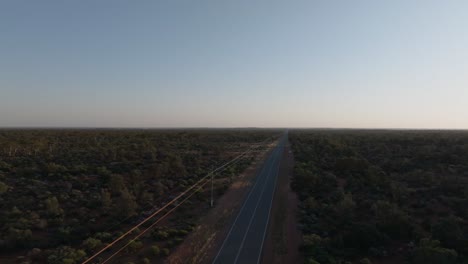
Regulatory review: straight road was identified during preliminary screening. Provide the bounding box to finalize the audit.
[213,133,287,264]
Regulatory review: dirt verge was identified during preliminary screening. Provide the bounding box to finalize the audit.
[165,142,277,264]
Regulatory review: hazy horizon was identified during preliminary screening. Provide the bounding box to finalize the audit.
[1,126,468,131]
[1,1,467,129]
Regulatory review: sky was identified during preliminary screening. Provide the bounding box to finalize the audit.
[1,1,467,128]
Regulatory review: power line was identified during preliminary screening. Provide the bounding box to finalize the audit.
[102,165,218,263]
[102,148,258,263]
[82,136,275,264]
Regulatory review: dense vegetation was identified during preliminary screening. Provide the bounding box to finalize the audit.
[290,130,468,264]
[0,129,277,263]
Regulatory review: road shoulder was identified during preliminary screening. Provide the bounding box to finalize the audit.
[165,142,277,264]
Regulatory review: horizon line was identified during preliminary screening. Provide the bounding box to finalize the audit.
[0,126,467,131]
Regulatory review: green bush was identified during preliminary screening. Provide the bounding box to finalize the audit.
[82,237,102,252]
[161,248,170,256]
[151,245,160,256]
[412,238,458,264]
[359,258,372,264]
[126,240,143,253]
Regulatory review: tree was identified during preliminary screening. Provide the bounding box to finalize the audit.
[372,200,412,240]
[161,248,170,256]
[45,196,63,216]
[305,259,320,264]
[303,197,319,210]
[109,174,125,194]
[413,238,458,264]
[82,237,102,252]
[343,223,387,252]
[46,246,86,264]
[154,181,166,197]
[359,258,372,264]
[335,192,356,223]
[126,240,143,253]
[151,245,160,256]
[97,166,111,178]
[138,190,153,206]
[431,216,462,249]
[168,155,187,178]
[0,181,8,194]
[100,189,112,211]
[4,227,32,248]
[154,230,169,240]
[45,162,66,176]
[115,188,137,218]
[302,234,333,263]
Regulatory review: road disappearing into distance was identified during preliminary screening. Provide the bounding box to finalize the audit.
[213,133,287,264]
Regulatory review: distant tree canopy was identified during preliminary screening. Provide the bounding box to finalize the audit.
[0,129,278,262]
[290,130,468,263]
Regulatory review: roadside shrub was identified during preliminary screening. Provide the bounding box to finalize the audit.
[154,230,169,240]
[82,237,102,252]
[359,258,372,264]
[412,238,458,264]
[151,245,160,256]
[126,240,143,253]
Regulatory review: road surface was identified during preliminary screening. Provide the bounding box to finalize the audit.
[212,133,286,264]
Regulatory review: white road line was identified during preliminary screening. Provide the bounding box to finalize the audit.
[84,138,271,264]
[256,139,284,264]
[212,143,277,263]
[233,145,280,264]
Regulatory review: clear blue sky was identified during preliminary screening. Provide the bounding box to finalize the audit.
[1,1,467,128]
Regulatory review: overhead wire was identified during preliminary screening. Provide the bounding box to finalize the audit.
[82,136,276,264]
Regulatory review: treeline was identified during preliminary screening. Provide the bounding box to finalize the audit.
[0,129,278,263]
[290,130,468,264]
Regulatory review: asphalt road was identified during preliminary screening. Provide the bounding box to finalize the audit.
[213,133,286,264]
